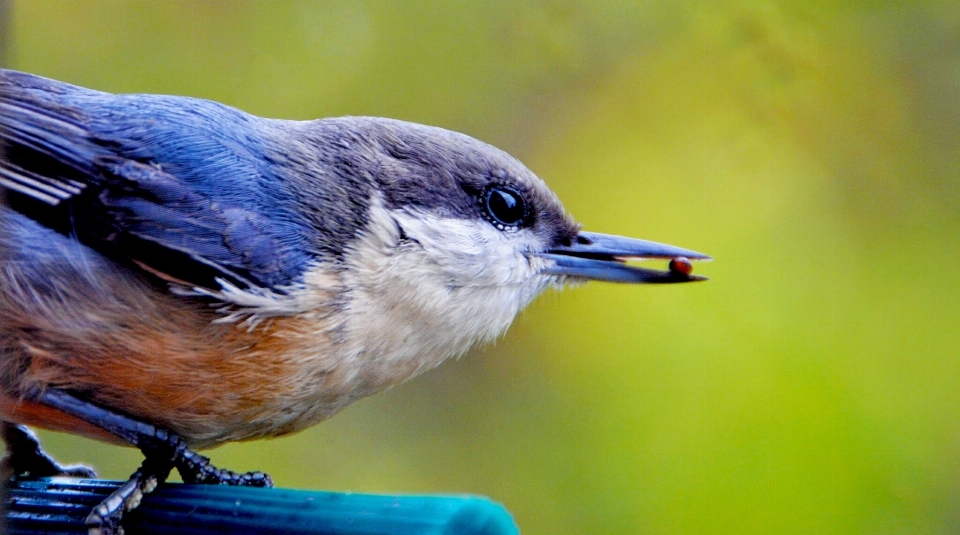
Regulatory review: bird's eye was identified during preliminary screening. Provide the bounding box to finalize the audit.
[483,187,527,230]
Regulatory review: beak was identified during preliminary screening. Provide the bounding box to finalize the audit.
[538,231,711,283]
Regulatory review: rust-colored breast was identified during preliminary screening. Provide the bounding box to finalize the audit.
[4,300,342,449]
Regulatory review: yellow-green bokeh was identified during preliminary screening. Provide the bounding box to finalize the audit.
[6,1,960,533]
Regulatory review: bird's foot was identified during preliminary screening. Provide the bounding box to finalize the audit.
[34,389,274,534]
[1,423,97,479]
[81,429,271,535]
[139,424,272,487]
[177,447,273,487]
[85,457,170,535]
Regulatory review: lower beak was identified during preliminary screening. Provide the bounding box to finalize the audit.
[538,231,711,283]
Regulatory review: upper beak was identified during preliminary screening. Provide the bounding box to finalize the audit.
[538,231,711,283]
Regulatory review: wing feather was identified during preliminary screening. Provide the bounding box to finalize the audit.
[0,69,309,292]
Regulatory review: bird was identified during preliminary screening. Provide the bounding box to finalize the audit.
[0,69,709,534]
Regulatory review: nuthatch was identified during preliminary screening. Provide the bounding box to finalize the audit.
[0,69,709,533]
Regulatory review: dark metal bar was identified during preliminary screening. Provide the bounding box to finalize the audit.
[6,478,519,535]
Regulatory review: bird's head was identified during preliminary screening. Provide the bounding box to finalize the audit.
[299,118,709,371]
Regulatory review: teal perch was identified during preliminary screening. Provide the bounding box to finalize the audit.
[5,478,519,535]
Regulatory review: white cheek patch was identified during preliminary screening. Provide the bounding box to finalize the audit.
[337,198,554,385]
[389,208,544,287]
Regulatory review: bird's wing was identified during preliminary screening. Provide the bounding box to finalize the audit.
[0,69,310,292]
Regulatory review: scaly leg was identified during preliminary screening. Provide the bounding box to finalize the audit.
[36,389,272,535]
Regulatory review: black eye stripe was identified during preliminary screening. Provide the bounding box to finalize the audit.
[481,186,528,231]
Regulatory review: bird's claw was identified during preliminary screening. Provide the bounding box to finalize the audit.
[1,423,98,479]
[176,447,273,487]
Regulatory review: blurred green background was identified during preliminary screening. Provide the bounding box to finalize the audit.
[5,1,960,533]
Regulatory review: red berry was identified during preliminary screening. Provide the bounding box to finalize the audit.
[669,257,693,276]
